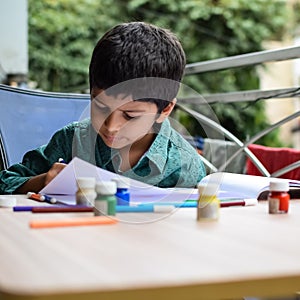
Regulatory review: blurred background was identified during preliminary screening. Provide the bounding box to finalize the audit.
[0,0,299,149]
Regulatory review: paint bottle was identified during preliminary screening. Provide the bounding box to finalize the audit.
[197,183,220,221]
[111,178,130,206]
[94,181,117,216]
[268,180,290,214]
[76,177,96,206]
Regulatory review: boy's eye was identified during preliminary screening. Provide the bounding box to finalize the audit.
[123,112,140,120]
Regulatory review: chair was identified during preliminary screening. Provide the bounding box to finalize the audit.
[0,84,90,169]
[246,143,300,180]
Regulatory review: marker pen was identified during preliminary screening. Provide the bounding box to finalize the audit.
[27,192,57,204]
[220,198,257,207]
[116,205,175,213]
[143,199,258,208]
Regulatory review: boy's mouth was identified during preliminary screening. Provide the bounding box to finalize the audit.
[103,133,122,144]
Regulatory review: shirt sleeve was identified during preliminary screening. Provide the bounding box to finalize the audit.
[0,124,75,194]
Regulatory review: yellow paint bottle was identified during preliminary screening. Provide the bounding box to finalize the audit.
[197,183,220,221]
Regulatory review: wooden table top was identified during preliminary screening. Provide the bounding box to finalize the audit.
[1,195,300,300]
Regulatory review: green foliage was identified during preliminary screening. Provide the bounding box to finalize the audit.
[28,0,288,145]
[28,0,122,91]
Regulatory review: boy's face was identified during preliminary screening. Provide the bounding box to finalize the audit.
[91,88,168,149]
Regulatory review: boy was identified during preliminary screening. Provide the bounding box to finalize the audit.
[0,22,206,194]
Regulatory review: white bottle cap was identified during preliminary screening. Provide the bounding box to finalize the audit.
[76,177,96,189]
[111,177,130,189]
[197,183,219,196]
[269,180,289,192]
[0,196,17,207]
[96,181,117,195]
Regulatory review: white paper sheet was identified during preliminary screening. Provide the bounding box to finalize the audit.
[200,172,297,199]
[40,157,198,204]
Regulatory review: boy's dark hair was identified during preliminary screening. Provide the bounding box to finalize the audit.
[89,22,186,113]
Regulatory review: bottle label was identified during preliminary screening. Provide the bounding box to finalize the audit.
[197,201,219,221]
[268,197,280,214]
[76,191,96,206]
[116,191,130,206]
[279,193,289,213]
[94,200,108,216]
[107,197,117,216]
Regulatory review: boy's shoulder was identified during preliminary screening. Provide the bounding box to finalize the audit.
[55,118,91,135]
[150,120,201,167]
[63,118,91,130]
[51,119,92,141]
[169,129,195,152]
[151,120,205,186]
[160,119,198,154]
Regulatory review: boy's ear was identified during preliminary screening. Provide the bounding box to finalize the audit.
[156,99,177,124]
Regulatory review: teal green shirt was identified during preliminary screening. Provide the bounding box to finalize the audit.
[0,119,205,194]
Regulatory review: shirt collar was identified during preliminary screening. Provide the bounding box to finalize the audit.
[143,119,171,173]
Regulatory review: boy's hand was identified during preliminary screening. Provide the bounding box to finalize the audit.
[45,162,66,186]
[15,162,67,194]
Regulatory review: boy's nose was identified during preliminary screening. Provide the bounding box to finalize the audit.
[104,111,122,132]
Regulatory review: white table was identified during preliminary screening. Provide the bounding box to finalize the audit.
[1,195,300,300]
